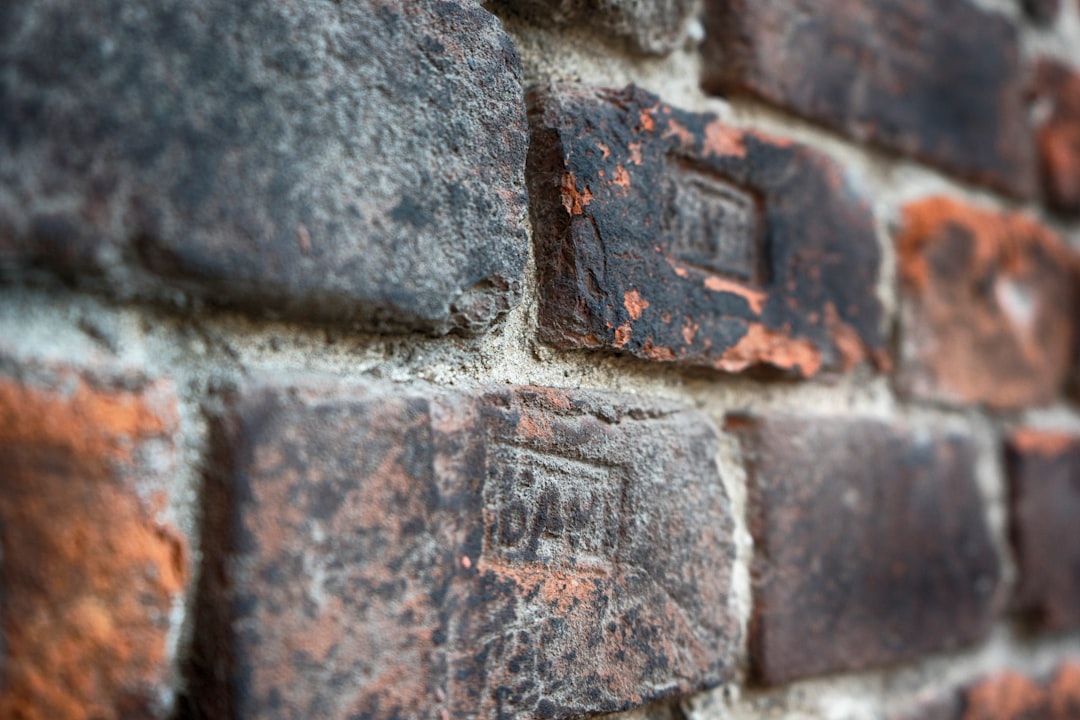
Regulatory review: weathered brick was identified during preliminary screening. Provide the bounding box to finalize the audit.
[1006,430,1080,631]
[0,0,527,334]
[192,379,736,719]
[728,414,1001,684]
[1032,60,1080,215]
[896,197,1076,409]
[527,85,884,378]
[701,0,1035,198]
[498,0,691,55]
[0,360,186,720]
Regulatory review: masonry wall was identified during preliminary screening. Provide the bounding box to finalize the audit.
[2,0,1080,718]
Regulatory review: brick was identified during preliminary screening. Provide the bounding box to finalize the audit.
[0,361,186,720]
[1032,60,1080,215]
[728,414,1002,684]
[1006,430,1080,631]
[701,0,1035,198]
[526,85,884,378]
[191,379,736,719]
[892,663,1080,720]
[499,0,691,55]
[0,0,528,334]
[1022,0,1060,24]
[896,197,1076,409]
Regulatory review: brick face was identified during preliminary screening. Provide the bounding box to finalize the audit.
[1031,60,1080,215]
[0,0,528,333]
[1006,430,1080,631]
[527,84,884,378]
[192,378,736,719]
[896,197,1076,409]
[701,0,1035,198]
[0,361,186,720]
[728,415,1002,684]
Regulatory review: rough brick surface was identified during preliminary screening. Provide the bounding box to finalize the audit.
[701,0,1034,198]
[527,85,884,378]
[0,360,186,720]
[0,0,528,333]
[497,0,691,55]
[1006,430,1080,631]
[896,197,1076,409]
[1032,60,1080,215]
[192,379,736,719]
[728,414,1001,685]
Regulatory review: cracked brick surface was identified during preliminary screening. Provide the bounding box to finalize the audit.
[527,84,884,378]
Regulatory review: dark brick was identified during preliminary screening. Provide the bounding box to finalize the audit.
[0,360,187,720]
[1032,60,1080,215]
[1022,0,1060,24]
[0,0,528,333]
[193,378,736,719]
[896,197,1076,409]
[496,0,692,55]
[728,414,1002,684]
[701,0,1035,198]
[1007,430,1080,631]
[527,85,884,378]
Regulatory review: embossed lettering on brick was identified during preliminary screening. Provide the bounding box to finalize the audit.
[728,414,1002,684]
[1006,430,1080,631]
[702,0,1034,198]
[0,0,528,333]
[0,360,186,720]
[192,379,737,719]
[896,197,1076,409]
[527,85,884,377]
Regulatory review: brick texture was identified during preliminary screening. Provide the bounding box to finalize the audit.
[499,0,691,55]
[0,361,186,720]
[527,84,884,378]
[701,0,1034,198]
[190,378,736,719]
[1032,60,1080,215]
[0,0,528,333]
[728,414,1001,684]
[896,197,1076,409]
[894,662,1080,720]
[1006,430,1080,631]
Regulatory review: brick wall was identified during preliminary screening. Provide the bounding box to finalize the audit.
[2,0,1080,718]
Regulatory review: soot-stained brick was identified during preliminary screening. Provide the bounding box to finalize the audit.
[0,0,528,333]
[1032,60,1080,215]
[728,414,1002,684]
[527,84,884,378]
[701,0,1034,199]
[496,0,693,55]
[193,378,736,719]
[0,359,186,720]
[896,197,1077,410]
[1006,430,1080,631]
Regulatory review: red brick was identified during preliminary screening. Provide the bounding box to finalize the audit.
[527,85,884,378]
[896,197,1076,409]
[728,414,1002,684]
[1006,430,1080,631]
[1032,61,1080,215]
[0,361,186,720]
[962,671,1049,720]
[701,0,1034,198]
[191,379,736,719]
